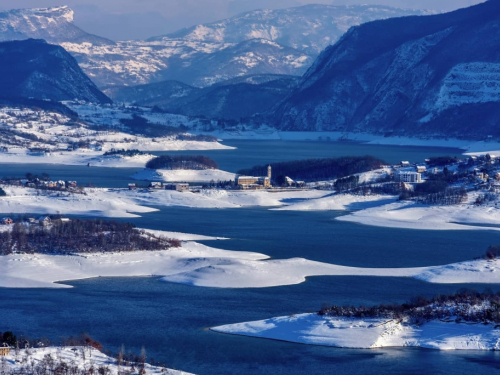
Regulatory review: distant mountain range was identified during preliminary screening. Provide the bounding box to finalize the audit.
[271,0,500,139]
[106,74,299,120]
[150,4,434,57]
[0,39,111,104]
[0,6,113,45]
[0,5,429,88]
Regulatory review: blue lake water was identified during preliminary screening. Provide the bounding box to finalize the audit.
[1,277,499,375]
[154,140,464,172]
[0,140,497,374]
[0,140,463,187]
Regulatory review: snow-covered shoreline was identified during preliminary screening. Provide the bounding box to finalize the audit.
[207,130,500,153]
[2,238,500,289]
[2,184,500,232]
[0,142,231,168]
[336,195,500,231]
[3,346,191,375]
[212,313,500,351]
[0,186,330,217]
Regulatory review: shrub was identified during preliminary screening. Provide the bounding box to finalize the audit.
[145,155,218,170]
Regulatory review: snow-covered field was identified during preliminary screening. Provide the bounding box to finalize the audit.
[0,149,156,168]
[131,168,236,182]
[212,313,500,350]
[337,195,500,231]
[0,186,330,217]
[2,238,500,288]
[0,105,232,167]
[3,346,191,375]
[275,193,396,211]
[4,184,500,232]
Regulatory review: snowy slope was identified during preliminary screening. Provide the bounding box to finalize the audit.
[3,347,190,375]
[63,37,310,88]
[212,313,500,350]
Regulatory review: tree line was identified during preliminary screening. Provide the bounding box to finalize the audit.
[0,219,181,255]
[319,289,500,325]
[146,155,219,170]
[238,156,385,183]
[103,149,145,157]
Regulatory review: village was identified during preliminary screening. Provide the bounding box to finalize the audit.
[2,152,500,208]
[130,153,500,202]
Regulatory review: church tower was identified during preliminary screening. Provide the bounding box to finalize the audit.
[267,165,272,179]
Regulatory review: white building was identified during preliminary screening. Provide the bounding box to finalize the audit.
[396,171,422,183]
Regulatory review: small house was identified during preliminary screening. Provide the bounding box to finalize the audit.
[416,166,427,173]
[39,216,51,226]
[0,346,10,356]
[128,183,136,190]
[400,161,410,167]
[1,217,13,225]
[165,183,189,192]
[150,182,163,189]
[57,180,66,189]
[68,181,77,188]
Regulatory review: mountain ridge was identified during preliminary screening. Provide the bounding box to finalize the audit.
[0,6,114,45]
[270,0,500,139]
[0,39,111,104]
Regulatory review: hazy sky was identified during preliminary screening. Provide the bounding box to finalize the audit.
[0,0,487,40]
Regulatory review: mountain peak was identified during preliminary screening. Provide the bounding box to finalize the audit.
[0,6,112,45]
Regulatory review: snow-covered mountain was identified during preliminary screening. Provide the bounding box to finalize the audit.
[0,5,428,88]
[151,4,434,57]
[0,6,113,45]
[0,39,111,104]
[271,0,500,139]
[63,34,311,88]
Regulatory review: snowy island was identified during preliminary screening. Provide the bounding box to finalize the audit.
[212,291,500,351]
